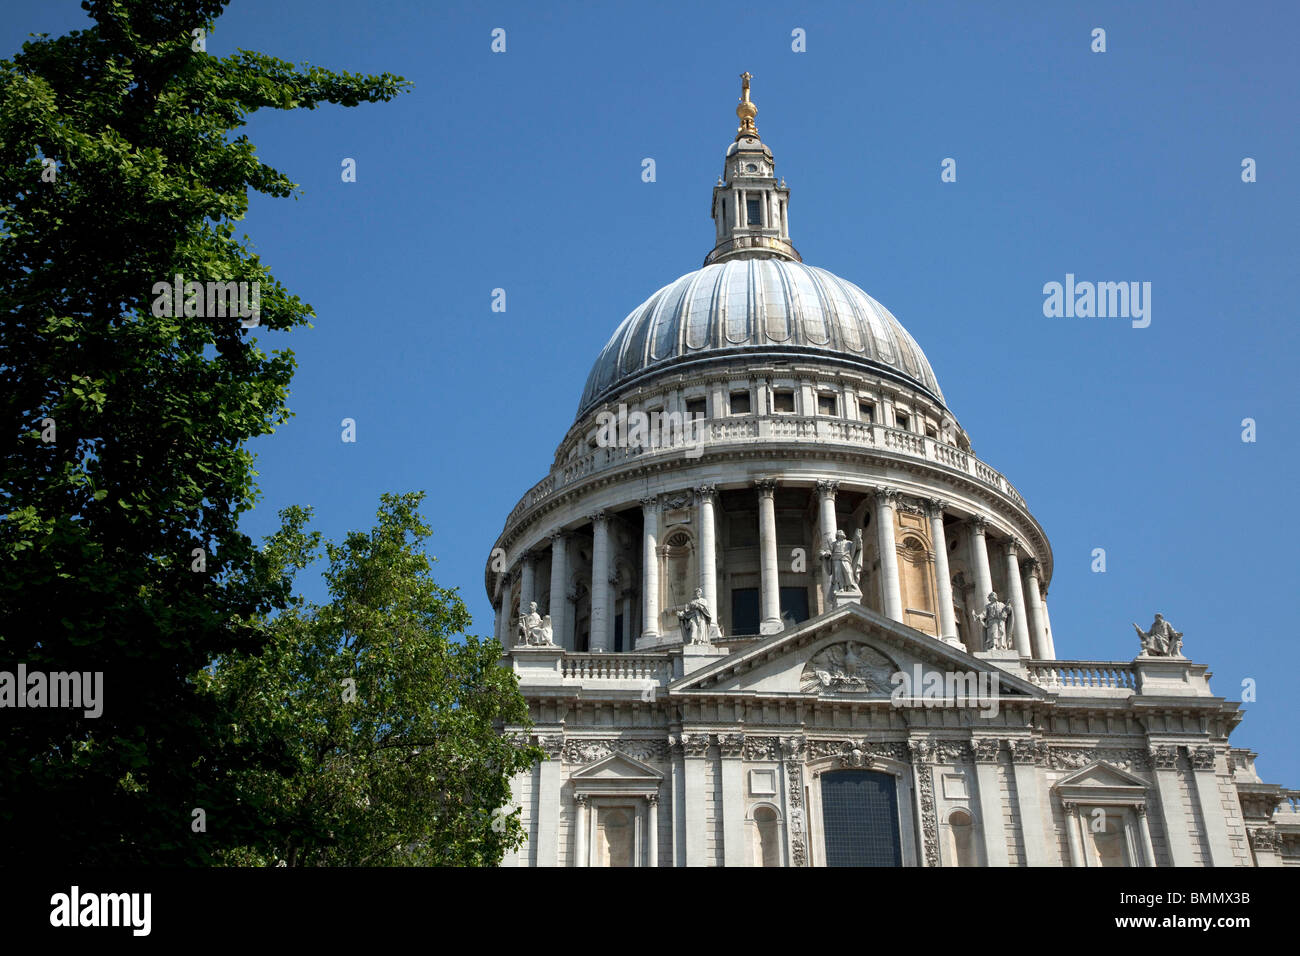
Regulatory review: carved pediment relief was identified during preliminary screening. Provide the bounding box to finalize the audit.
[800,640,895,696]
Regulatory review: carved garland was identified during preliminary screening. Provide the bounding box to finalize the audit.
[909,740,940,867]
[781,736,807,867]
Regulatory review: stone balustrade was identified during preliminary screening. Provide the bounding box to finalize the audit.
[507,415,1027,528]
[1025,660,1137,691]
[561,653,674,683]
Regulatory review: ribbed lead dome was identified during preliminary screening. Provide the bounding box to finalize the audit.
[577,259,945,417]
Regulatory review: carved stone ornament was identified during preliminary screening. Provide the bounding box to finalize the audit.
[1190,747,1216,771]
[1007,739,1044,765]
[1133,613,1185,658]
[536,735,565,759]
[973,738,1001,764]
[1249,827,1282,853]
[1149,746,1180,771]
[561,738,668,764]
[780,736,805,762]
[908,739,935,765]
[718,733,745,758]
[800,640,894,695]
[1045,747,1151,772]
[743,736,780,761]
[680,733,712,758]
[915,759,940,867]
[934,740,973,763]
[787,765,808,866]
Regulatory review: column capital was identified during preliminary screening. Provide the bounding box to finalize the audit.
[575,793,589,808]
[694,483,717,502]
[639,495,658,512]
[814,479,839,500]
[926,497,948,519]
[646,792,659,807]
[521,550,537,567]
[967,514,989,533]
[873,485,899,506]
[754,477,778,497]
[1023,556,1042,578]
[548,529,569,544]
[1004,537,1023,558]
[588,509,608,525]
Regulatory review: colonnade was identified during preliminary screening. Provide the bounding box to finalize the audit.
[496,480,1055,659]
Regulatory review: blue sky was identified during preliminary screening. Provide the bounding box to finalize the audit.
[7,1,1297,786]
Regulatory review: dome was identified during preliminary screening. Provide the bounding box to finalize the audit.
[577,258,945,417]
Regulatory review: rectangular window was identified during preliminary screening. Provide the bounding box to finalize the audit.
[817,394,837,416]
[746,197,762,227]
[924,424,937,439]
[685,397,706,417]
[895,411,910,431]
[859,401,875,423]
[730,390,752,414]
[773,389,795,413]
[731,588,760,636]
[780,586,810,626]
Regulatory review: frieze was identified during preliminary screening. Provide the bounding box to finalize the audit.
[1248,827,1282,853]
[562,738,668,764]
[780,736,805,762]
[800,641,894,696]
[1007,739,1045,765]
[743,736,781,761]
[972,738,1001,764]
[679,733,712,758]
[1149,746,1180,771]
[1045,747,1151,772]
[718,733,745,758]
[1190,747,1216,771]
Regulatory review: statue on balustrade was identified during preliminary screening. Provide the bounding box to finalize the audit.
[821,529,864,607]
[1133,613,1183,657]
[973,591,1013,651]
[516,601,554,646]
[677,588,713,644]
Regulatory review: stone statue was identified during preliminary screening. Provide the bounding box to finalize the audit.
[515,601,554,646]
[973,591,1013,651]
[820,529,864,606]
[1133,613,1183,658]
[677,587,712,644]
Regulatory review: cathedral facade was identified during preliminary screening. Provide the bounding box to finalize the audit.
[487,77,1297,867]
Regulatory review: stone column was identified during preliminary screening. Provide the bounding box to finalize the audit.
[519,552,536,612]
[1148,745,1196,866]
[756,479,783,634]
[719,734,746,866]
[1039,595,1057,658]
[1136,805,1157,867]
[536,735,563,866]
[874,487,903,622]
[548,532,570,651]
[501,573,516,646]
[574,793,589,867]
[815,480,838,614]
[589,511,611,652]
[696,485,719,629]
[646,793,660,868]
[1022,558,1050,660]
[1008,739,1048,864]
[1064,801,1084,867]
[1003,540,1032,657]
[968,516,993,614]
[927,498,958,643]
[972,739,1009,866]
[1189,746,1236,866]
[639,497,660,646]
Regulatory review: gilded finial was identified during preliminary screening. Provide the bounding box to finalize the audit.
[736,71,758,140]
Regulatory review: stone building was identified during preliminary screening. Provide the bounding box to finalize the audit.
[488,76,1298,867]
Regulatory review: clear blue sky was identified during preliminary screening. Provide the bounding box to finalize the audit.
[7,2,1297,786]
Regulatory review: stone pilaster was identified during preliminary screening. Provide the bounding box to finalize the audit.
[755,479,783,634]
[589,511,611,652]
[639,497,660,645]
[967,515,993,619]
[696,484,720,636]
[1022,557,1050,659]
[548,531,570,651]
[874,487,903,621]
[927,498,958,644]
[1003,540,1032,657]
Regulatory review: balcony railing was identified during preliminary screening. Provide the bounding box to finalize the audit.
[1025,661,1138,691]
[505,415,1028,528]
[560,653,674,683]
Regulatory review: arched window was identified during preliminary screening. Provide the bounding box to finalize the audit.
[947,809,976,867]
[751,806,781,867]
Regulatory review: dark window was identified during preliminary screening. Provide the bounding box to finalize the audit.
[686,397,706,417]
[745,163,758,172]
[730,588,760,636]
[773,390,795,413]
[821,771,902,867]
[895,412,910,431]
[780,586,809,626]
[925,424,937,439]
[730,390,751,414]
[746,197,762,227]
[817,394,837,416]
[614,614,624,652]
[859,401,875,422]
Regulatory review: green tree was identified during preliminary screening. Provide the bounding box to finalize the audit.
[204,493,542,866]
[0,0,408,862]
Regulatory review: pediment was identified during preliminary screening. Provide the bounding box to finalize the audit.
[1055,760,1149,790]
[570,751,662,783]
[669,603,1044,702]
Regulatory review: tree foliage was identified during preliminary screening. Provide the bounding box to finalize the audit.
[204,493,541,867]
[0,0,409,863]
